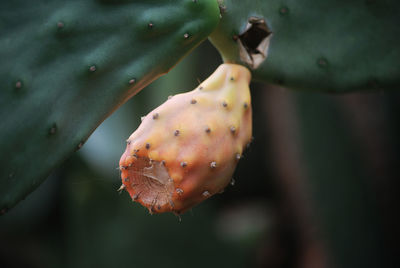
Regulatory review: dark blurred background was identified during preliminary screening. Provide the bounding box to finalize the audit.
[1,41,399,268]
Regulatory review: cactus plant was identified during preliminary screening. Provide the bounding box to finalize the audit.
[1,1,399,268]
[119,63,252,214]
[1,0,399,214]
[0,0,220,212]
[209,0,400,92]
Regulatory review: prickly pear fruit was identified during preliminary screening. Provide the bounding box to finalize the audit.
[119,63,252,214]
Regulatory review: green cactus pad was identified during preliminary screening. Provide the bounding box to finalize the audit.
[209,0,400,92]
[0,0,220,212]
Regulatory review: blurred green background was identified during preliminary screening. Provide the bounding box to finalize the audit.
[1,41,399,268]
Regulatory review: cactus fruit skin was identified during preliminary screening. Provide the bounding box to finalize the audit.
[209,0,400,92]
[0,0,220,213]
[119,63,252,214]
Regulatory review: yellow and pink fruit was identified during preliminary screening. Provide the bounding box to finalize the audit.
[119,63,252,214]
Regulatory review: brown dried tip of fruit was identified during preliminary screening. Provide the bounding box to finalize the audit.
[120,156,175,213]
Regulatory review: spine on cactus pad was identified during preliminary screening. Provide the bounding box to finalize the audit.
[119,63,252,214]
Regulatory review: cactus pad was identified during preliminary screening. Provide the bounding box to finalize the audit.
[209,0,400,92]
[0,0,220,213]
